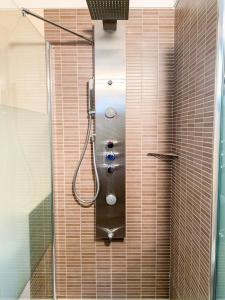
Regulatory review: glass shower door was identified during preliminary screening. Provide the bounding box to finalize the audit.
[0,10,54,300]
[215,76,225,299]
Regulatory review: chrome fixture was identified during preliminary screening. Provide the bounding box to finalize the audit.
[105,107,117,118]
[95,21,126,240]
[86,0,129,30]
[107,165,115,174]
[72,79,100,207]
[106,194,117,206]
[98,226,123,241]
[107,141,114,149]
[86,0,129,20]
[21,8,93,44]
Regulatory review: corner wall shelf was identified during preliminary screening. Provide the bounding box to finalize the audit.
[147,152,178,159]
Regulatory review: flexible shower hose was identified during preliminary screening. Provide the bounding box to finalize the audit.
[72,115,100,207]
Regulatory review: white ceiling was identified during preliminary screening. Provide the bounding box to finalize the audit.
[0,0,176,9]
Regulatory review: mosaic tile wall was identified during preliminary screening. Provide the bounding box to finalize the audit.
[170,0,217,299]
[45,8,175,299]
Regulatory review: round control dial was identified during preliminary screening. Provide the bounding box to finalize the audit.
[107,166,115,174]
[105,107,117,119]
[106,194,117,206]
[107,141,114,149]
[106,152,116,161]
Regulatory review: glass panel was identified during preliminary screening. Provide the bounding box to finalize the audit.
[0,10,53,300]
[215,77,225,298]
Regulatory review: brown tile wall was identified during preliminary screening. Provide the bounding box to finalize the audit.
[170,0,217,299]
[31,247,53,299]
[45,8,175,299]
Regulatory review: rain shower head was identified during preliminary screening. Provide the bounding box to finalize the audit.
[86,0,129,30]
[86,0,129,20]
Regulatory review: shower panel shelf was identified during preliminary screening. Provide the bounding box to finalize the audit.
[147,152,178,159]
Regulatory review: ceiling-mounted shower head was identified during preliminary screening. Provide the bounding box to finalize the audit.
[86,0,129,30]
[86,0,129,20]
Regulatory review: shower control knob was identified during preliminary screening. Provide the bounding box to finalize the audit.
[106,152,116,161]
[106,194,117,206]
[107,165,115,174]
[107,141,114,149]
[105,107,117,119]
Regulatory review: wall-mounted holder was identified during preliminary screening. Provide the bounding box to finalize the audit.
[94,21,126,240]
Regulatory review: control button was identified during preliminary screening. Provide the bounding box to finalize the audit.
[106,194,117,206]
[106,152,116,161]
[107,166,115,174]
[107,141,114,149]
[105,107,117,119]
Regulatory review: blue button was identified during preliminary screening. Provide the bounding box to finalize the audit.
[106,152,116,161]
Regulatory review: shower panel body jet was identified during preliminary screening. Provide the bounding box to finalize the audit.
[94,21,126,240]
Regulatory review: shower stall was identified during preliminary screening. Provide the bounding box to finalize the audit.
[1,0,225,299]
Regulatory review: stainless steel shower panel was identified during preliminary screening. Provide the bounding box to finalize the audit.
[95,21,126,240]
